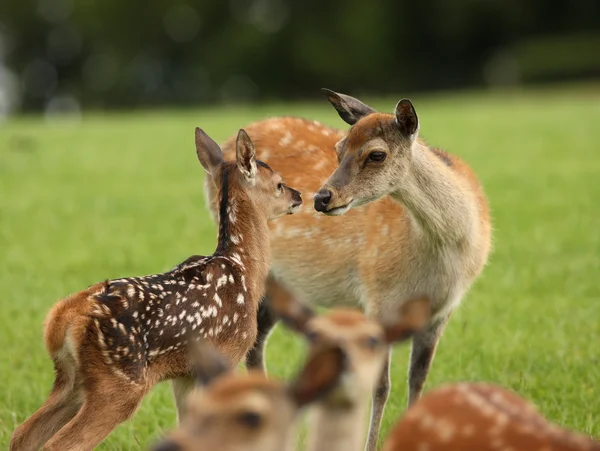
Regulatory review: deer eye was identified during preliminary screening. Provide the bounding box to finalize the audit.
[363,336,381,349]
[368,151,386,162]
[237,411,262,429]
[306,330,320,343]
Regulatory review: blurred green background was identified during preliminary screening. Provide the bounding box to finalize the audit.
[0,0,599,116]
[1,1,599,450]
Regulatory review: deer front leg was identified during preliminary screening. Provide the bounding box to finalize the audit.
[365,347,392,451]
[407,312,451,405]
[245,294,277,373]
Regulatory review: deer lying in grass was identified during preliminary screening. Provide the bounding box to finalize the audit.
[152,339,347,451]
[384,383,600,451]
[208,90,491,449]
[10,128,302,451]
[267,280,431,451]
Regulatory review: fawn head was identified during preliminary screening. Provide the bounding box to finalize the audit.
[153,340,347,451]
[313,89,419,215]
[196,127,302,220]
[268,280,431,402]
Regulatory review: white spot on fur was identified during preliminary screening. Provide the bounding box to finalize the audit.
[236,293,245,304]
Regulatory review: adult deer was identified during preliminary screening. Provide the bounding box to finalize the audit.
[10,128,302,451]
[208,90,491,450]
[384,383,600,451]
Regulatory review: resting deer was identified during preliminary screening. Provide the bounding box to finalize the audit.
[152,339,347,451]
[207,90,491,449]
[267,280,431,451]
[9,128,302,451]
[384,382,600,451]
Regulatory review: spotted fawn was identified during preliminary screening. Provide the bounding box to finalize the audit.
[10,128,302,451]
[206,89,491,450]
[152,338,347,451]
[384,383,600,451]
[267,279,431,451]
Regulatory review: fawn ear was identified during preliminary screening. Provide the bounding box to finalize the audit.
[383,296,431,343]
[321,88,376,126]
[236,129,257,181]
[189,339,232,387]
[195,127,224,176]
[394,99,419,140]
[287,344,347,407]
[266,278,316,335]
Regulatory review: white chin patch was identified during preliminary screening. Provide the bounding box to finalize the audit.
[324,201,353,216]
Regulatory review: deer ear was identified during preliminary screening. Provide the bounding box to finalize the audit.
[287,344,347,407]
[195,127,224,176]
[236,129,257,181]
[189,339,232,387]
[321,88,376,126]
[266,278,316,335]
[394,99,419,139]
[383,296,431,343]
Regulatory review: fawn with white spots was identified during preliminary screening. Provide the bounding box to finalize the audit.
[10,128,302,451]
[384,382,600,451]
[152,339,347,451]
[207,90,491,449]
[267,280,431,451]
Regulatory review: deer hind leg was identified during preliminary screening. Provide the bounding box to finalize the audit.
[42,374,146,451]
[365,347,392,451]
[245,293,277,373]
[172,376,195,424]
[10,358,83,451]
[407,311,451,406]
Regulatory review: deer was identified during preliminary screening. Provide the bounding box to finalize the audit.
[383,382,600,451]
[151,339,348,451]
[206,89,492,450]
[266,279,432,451]
[9,128,303,451]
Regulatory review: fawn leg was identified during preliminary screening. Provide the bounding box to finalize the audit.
[364,347,392,451]
[10,360,82,451]
[407,312,451,406]
[245,295,277,373]
[42,379,146,451]
[172,376,195,424]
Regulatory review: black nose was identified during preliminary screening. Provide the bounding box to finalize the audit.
[152,440,181,451]
[314,189,332,212]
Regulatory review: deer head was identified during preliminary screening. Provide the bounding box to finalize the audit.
[314,89,419,215]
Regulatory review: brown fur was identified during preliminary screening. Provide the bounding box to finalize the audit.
[384,383,600,451]
[10,129,302,451]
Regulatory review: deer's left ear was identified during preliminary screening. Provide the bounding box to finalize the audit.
[321,88,376,126]
[394,99,419,140]
[383,296,431,343]
[236,129,257,181]
[189,339,232,387]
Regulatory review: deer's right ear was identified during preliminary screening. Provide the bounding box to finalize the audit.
[189,339,232,387]
[266,278,315,335]
[321,88,376,126]
[383,296,431,343]
[287,344,347,407]
[195,127,224,176]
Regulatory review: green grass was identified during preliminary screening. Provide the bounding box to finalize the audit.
[1,84,600,449]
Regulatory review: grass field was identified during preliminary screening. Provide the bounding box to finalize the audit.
[1,84,599,449]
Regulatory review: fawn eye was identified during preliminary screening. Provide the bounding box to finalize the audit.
[237,411,262,429]
[364,336,381,349]
[368,151,386,163]
[306,330,320,343]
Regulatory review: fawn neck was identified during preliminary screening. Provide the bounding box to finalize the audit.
[306,396,368,451]
[390,141,477,246]
[215,166,271,300]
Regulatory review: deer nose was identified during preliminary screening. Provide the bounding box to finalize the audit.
[314,189,332,212]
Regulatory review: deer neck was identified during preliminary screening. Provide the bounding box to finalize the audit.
[306,396,369,451]
[390,142,477,246]
[215,169,271,303]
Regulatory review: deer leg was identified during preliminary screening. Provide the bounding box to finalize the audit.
[42,378,146,451]
[172,376,195,424]
[364,347,392,451]
[407,312,451,406]
[10,360,82,451]
[245,294,277,373]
